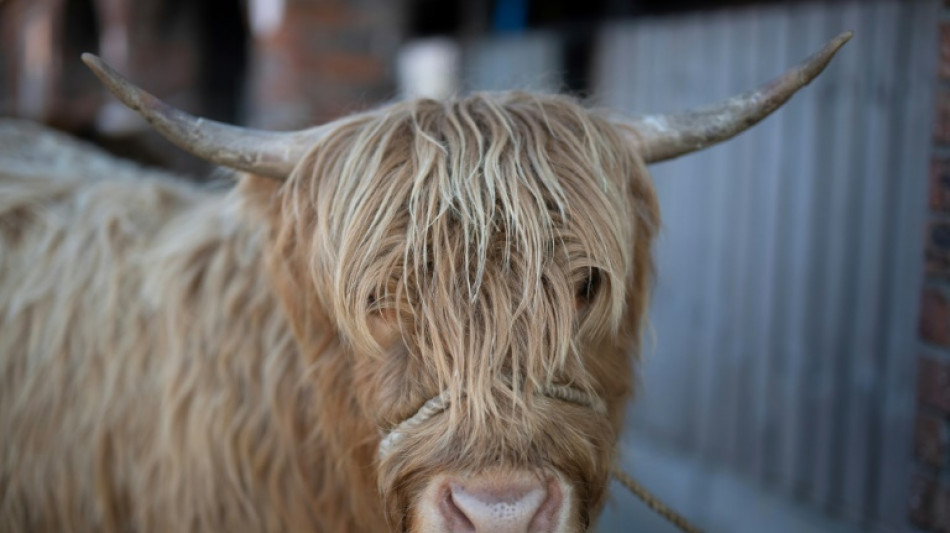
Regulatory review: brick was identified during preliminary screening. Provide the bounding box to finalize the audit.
[940,490,950,533]
[910,475,950,532]
[911,474,937,530]
[307,53,386,83]
[921,288,950,346]
[919,357,950,413]
[304,26,378,55]
[287,2,355,28]
[942,24,950,80]
[936,92,950,146]
[927,223,950,278]
[916,413,948,468]
[934,158,950,212]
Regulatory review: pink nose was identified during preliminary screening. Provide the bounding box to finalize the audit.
[436,473,563,533]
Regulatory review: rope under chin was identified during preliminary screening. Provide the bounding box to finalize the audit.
[378,385,704,533]
[611,467,703,533]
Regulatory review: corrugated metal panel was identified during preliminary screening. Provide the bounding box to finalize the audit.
[592,1,937,530]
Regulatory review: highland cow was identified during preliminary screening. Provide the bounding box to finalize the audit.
[0,32,850,532]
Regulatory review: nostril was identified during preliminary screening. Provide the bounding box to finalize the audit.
[441,477,561,533]
[441,487,477,533]
[528,479,563,533]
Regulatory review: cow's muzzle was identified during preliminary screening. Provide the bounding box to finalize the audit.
[415,470,572,533]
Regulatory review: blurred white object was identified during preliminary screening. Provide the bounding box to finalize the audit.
[249,0,285,38]
[397,38,460,100]
[18,5,54,119]
[95,100,146,135]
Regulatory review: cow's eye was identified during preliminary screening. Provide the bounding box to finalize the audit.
[576,269,602,304]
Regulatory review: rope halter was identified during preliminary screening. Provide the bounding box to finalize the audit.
[377,383,606,460]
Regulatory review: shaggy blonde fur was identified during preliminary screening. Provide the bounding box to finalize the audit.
[0,91,658,532]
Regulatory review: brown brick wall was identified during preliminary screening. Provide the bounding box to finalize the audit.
[0,0,405,174]
[931,158,950,212]
[911,473,950,532]
[0,0,204,129]
[916,413,947,469]
[247,0,404,129]
[916,8,950,532]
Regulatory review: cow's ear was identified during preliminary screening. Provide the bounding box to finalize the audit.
[237,173,283,220]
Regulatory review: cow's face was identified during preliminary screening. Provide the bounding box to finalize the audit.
[277,94,659,532]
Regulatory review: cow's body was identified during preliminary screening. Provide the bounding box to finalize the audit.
[0,32,849,532]
[0,121,383,531]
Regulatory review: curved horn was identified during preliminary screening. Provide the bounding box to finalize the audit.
[82,53,327,179]
[622,31,852,164]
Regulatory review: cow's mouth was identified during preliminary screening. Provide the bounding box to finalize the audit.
[413,470,575,533]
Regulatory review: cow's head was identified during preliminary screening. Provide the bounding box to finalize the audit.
[82,31,849,533]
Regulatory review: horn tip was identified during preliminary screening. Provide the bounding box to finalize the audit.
[80,52,101,70]
[81,53,114,84]
[834,31,854,46]
[80,52,152,114]
[826,31,854,56]
[804,31,852,79]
